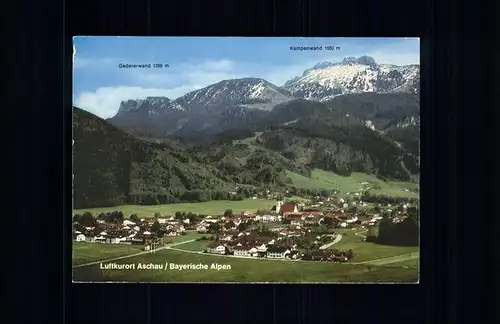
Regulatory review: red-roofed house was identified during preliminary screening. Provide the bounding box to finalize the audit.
[279,203,298,215]
[284,212,304,225]
[284,212,303,218]
[306,212,324,217]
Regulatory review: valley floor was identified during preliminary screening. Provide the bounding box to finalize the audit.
[72,168,419,283]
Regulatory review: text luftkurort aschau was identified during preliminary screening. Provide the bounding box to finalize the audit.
[99,262,231,271]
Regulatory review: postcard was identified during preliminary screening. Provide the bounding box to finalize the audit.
[72,37,420,283]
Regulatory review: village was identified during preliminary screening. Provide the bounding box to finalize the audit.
[73,190,418,264]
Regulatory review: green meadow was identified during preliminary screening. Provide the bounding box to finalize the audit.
[72,249,418,283]
[72,229,419,282]
[330,229,419,263]
[381,258,419,268]
[72,242,143,266]
[73,199,276,218]
[287,169,419,198]
[73,232,206,265]
[173,240,210,252]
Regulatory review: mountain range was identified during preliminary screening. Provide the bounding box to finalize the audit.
[108,56,419,137]
[74,56,420,209]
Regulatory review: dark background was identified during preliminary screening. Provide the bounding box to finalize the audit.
[5,0,491,323]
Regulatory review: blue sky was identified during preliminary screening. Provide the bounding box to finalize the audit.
[73,37,419,118]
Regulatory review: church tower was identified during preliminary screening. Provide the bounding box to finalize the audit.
[276,200,284,214]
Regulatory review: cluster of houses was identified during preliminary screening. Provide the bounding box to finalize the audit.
[192,201,339,260]
[192,200,374,234]
[194,213,281,233]
[303,249,353,262]
[206,242,301,259]
[74,191,416,259]
[201,229,351,262]
[193,199,416,262]
[203,232,301,260]
[73,217,186,247]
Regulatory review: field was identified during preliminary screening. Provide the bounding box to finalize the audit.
[287,169,419,198]
[72,228,419,282]
[72,242,143,265]
[73,232,206,265]
[330,229,419,262]
[72,248,418,283]
[287,170,340,190]
[380,258,419,268]
[173,240,210,252]
[73,199,276,217]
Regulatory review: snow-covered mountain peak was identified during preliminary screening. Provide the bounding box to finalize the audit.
[311,56,378,71]
[312,61,336,70]
[340,55,378,67]
[282,56,419,101]
[174,77,293,113]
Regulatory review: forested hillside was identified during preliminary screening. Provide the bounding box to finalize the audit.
[256,122,415,180]
[72,107,227,209]
[74,99,420,211]
[324,93,420,130]
[73,107,310,209]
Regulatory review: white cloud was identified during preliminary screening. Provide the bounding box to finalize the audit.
[74,85,200,119]
[74,59,245,118]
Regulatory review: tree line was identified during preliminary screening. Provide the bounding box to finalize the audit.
[366,210,419,246]
[73,211,127,226]
[361,191,419,205]
[123,185,337,207]
[73,210,213,226]
[128,188,257,206]
[287,186,337,198]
